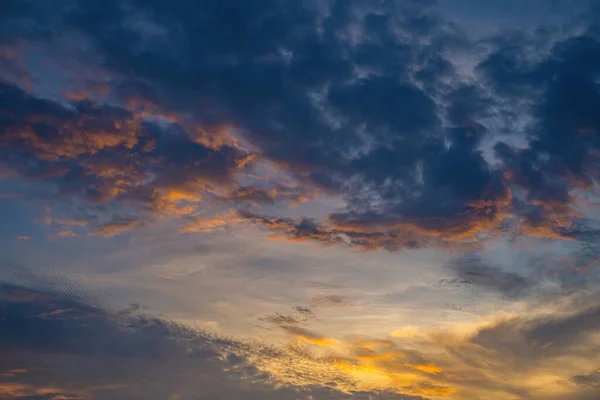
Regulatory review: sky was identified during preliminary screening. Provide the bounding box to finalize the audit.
[1,0,600,399]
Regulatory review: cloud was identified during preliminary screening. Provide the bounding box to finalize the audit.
[93,218,145,238]
[2,0,600,252]
[2,260,600,400]
[0,0,510,248]
[479,27,600,238]
[244,296,600,400]
[0,279,428,400]
[2,1,600,399]
[0,382,81,399]
[439,248,600,306]
[0,80,257,234]
[259,313,304,325]
[178,209,246,234]
[258,305,316,327]
[441,254,535,299]
[311,294,347,308]
[571,370,600,388]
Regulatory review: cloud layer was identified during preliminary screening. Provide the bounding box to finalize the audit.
[2,1,600,399]
[2,280,599,399]
[2,0,600,249]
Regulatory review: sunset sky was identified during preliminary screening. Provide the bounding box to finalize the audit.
[1,1,600,399]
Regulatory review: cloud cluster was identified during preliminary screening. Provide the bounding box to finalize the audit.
[3,2,600,399]
[1,282,426,400]
[1,262,599,400]
[259,302,600,399]
[3,0,599,249]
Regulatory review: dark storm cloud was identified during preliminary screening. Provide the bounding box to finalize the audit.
[2,0,600,249]
[2,0,512,245]
[480,28,600,237]
[0,0,57,42]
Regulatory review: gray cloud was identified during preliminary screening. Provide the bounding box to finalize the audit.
[571,370,600,388]
[469,305,600,365]
[442,255,535,299]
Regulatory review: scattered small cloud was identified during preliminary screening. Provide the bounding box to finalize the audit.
[311,295,347,309]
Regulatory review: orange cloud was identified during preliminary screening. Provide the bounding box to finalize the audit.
[274,328,452,398]
[1,84,262,238]
[179,209,245,233]
[93,219,143,238]
[242,306,600,399]
[38,216,88,227]
[296,335,341,348]
[52,227,77,239]
[406,364,442,375]
[1,112,140,161]
[190,123,241,151]
[0,288,53,303]
[0,382,66,398]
